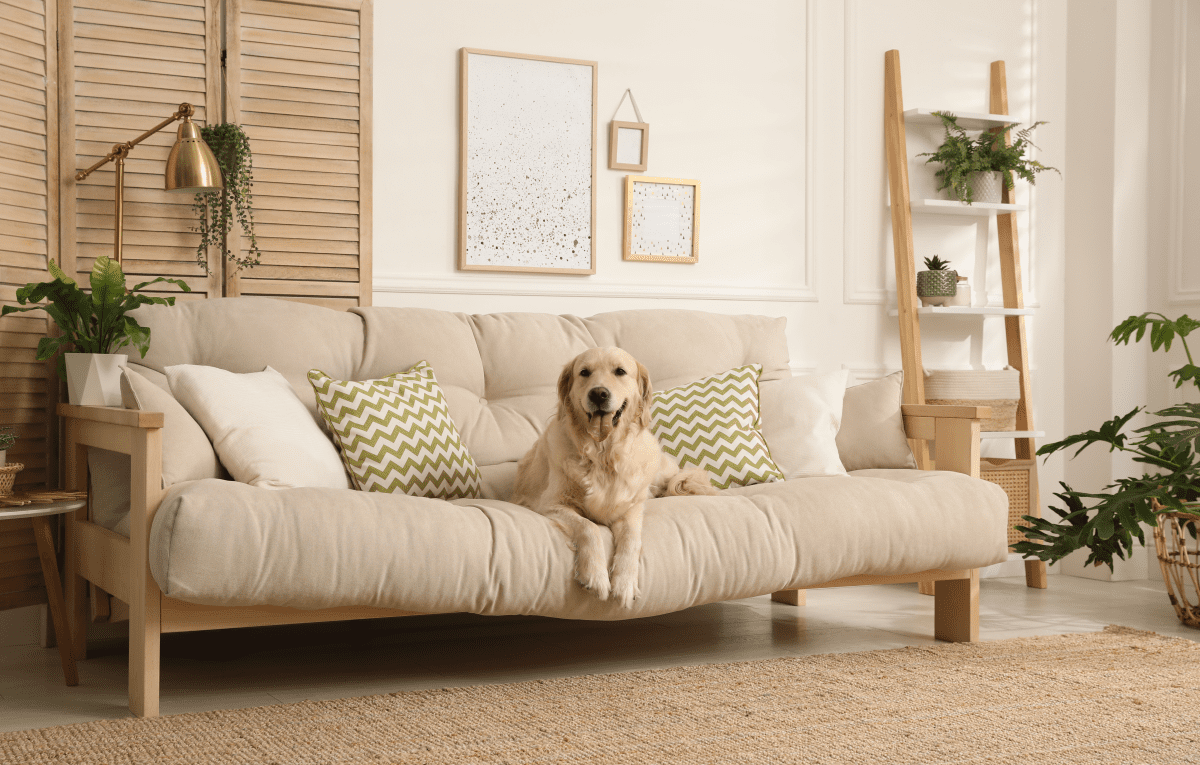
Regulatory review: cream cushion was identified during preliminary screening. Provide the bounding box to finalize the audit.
[148,470,1009,616]
[760,370,849,478]
[166,364,350,490]
[836,372,917,471]
[120,366,221,487]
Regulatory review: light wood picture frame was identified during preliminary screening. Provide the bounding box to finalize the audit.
[609,120,649,171]
[623,176,700,263]
[458,48,597,275]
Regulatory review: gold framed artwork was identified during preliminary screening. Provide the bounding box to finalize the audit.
[609,121,649,172]
[623,176,700,263]
[458,48,598,275]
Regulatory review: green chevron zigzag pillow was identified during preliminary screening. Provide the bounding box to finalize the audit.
[308,362,482,499]
[650,364,785,490]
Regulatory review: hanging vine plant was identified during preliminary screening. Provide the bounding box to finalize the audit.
[192,123,262,275]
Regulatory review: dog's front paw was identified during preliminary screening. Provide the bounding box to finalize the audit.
[575,553,610,601]
[610,571,640,609]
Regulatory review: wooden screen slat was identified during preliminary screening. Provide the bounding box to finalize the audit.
[60,0,222,297]
[0,0,56,492]
[227,0,370,307]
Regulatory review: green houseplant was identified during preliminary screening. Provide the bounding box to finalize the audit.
[919,112,1060,204]
[193,123,261,275]
[0,426,15,466]
[1,257,191,405]
[1013,313,1200,575]
[916,255,958,306]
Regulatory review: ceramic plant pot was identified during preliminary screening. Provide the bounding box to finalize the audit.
[970,171,1004,204]
[64,353,128,407]
[916,269,958,306]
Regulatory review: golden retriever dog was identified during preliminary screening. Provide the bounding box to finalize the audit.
[512,347,718,608]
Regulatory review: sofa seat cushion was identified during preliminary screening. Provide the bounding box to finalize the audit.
[149,470,1008,619]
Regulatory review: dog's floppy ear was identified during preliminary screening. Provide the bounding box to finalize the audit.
[635,361,654,427]
[557,361,575,418]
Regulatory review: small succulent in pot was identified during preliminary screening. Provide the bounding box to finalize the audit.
[916,255,958,306]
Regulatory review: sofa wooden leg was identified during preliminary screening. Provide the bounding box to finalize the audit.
[771,589,806,606]
[917,580,935,596]
[1024,559,1048,589]
[129,585,161,718]
[934,570,979,642]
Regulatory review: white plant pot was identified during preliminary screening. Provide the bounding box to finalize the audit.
[971,171,1004,204]
[65,353,128,407]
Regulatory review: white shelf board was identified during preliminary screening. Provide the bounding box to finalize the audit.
[910,198,1027,216]
[980,430,1046,440]
[904,109,1019,130]
[888,306,1036,317]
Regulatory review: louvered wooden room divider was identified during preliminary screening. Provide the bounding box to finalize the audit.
[1,0,58,492]
[0,0,372,493]
[58,0,222,299]
[226,0,372,309]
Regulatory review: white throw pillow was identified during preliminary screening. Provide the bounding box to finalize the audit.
[760,370,849,478]
[166,364,350,490]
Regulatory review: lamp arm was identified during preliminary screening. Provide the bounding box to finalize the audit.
[74,103,196,182]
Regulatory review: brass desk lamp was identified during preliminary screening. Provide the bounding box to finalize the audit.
[74,102,224,264]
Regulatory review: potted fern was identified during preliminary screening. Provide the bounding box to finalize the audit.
[1,257,191,406]
[919,112,1059,204]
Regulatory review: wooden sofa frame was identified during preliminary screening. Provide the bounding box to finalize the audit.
[59,401,990,718]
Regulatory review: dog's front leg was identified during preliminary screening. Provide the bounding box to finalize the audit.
[609,505,643,609]
[544,506,611,601]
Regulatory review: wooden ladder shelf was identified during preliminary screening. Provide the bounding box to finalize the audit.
[883,50,1048,591]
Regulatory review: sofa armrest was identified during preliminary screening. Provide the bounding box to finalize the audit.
[58,404,163,429]
[901,404,988,479]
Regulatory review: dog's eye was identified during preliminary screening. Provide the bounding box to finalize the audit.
[614,367,627,376]
[579,369,590,378]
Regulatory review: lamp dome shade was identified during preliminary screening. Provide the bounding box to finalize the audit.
[165,121,224,193]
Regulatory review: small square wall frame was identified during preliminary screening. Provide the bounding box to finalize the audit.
[609,121,649,171]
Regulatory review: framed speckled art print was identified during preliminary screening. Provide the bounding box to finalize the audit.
[459,48,597,274]
[623,176,700,264]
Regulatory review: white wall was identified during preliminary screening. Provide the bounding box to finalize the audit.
[373,0,1069,572]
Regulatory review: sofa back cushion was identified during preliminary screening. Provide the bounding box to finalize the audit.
[130,297,365,426]
[129,299,792,469]
[353,307,791,467]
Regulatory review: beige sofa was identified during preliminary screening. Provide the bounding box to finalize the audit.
[59,298,1008,717]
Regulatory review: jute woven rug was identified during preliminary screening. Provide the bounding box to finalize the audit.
[3,625,1199,764]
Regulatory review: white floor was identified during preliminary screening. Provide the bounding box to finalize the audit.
[0,575,1195,734]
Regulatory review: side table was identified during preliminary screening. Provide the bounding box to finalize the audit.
[0,491,87,686]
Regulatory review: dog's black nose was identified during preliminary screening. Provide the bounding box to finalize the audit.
[588,387,610,406]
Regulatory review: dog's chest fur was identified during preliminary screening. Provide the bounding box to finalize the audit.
[556,426,660,526]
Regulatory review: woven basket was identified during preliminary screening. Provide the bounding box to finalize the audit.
[980,458,1035,545]
[1153,506,1200,629]
[0,463,24,497]
[925,368,1020,431]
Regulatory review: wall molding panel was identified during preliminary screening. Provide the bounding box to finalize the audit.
[1168,0,1200,304]
[373,273,818,303]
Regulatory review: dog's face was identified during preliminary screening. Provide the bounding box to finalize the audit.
[558,347,652,442]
